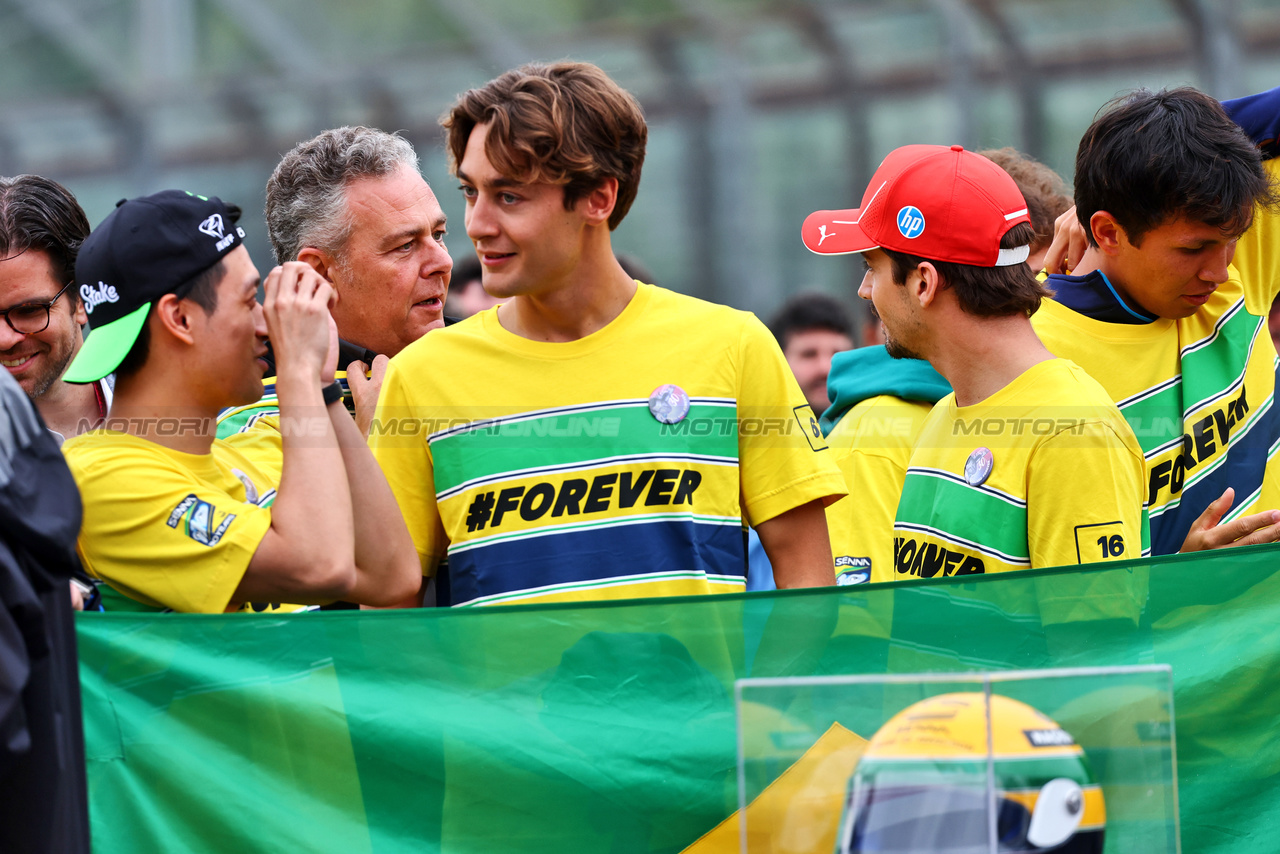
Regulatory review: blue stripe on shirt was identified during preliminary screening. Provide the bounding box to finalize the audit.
[445,518,746,606]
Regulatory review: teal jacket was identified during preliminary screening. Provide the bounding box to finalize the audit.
[821,345,951,435]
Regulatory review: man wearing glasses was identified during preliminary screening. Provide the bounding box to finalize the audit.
[0,175,109,442]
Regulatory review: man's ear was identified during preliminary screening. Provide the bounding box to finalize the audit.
[1089,211,1126,255]
[71,295,88,328]
[578,177,619,227]
[915,261,942,308]
[297,247,335,281]
[154,293,199,345]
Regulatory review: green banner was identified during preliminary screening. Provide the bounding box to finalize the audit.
[78,544,1280,852]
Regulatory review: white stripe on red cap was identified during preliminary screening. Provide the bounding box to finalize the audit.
[994,244,1031,266]
[831,181,888,225]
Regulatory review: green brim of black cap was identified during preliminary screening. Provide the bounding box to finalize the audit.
[63,302,151,383]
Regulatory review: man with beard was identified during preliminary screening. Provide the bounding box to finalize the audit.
[804,144,1146,578]
[0,175,108,442]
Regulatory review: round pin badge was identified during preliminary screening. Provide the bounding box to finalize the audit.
[963,447,994,487]
[231,468,259,504]
[648,384,691,424]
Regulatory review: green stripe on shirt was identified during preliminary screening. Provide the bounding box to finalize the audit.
[430,402,739,494]
[895,470,1030,562]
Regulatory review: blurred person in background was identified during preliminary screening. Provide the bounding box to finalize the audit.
[1271,294,1280,355]
[767,292,855,423]
[0,176,108,444]
[818,299,950,585]
[219,127,454,439]
[1,176,113,610]
[0,367,90,853]
[444,253,500,319]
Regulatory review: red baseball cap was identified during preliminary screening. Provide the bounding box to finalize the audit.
[802,144,1032,267]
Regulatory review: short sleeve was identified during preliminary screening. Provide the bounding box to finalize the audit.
[735,314,848,527]
[1026,421,1148,569]
[368,360,447,574]
[1026,420,1150,627]
[65,441,271,613]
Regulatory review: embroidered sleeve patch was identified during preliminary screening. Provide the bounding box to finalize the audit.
[835,555,871,585]
[1074,520,1127,563]
[167,493,236,546]
[793,405,829,452]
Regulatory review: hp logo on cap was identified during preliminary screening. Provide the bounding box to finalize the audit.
[896,206,925,239]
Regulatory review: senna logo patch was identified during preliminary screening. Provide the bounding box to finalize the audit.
[167,493,236,546]
[1024,728,1075,748]
[835,556,871,585]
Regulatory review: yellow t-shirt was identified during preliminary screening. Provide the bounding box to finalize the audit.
[825,394,935,584]
[892,359,1149,577]
[63,429,305,614]
[369,283,848,607]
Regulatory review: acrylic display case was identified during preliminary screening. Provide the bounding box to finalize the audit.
[734,665,1177,854]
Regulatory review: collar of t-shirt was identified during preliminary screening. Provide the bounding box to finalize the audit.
[1045,269,1158,325]
[48,376,113,446]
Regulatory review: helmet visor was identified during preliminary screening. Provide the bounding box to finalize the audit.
[838,783,1000,854]
[837,782,1104,854]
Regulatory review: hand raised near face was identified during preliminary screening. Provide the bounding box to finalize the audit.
[1043,205,1088,275]
[262,262,336,383]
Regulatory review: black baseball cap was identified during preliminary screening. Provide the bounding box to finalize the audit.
[64,190,246,383]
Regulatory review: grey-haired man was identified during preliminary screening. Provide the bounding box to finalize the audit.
[217,128,454,437]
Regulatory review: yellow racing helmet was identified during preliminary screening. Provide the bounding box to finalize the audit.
[835,693,1105,853]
